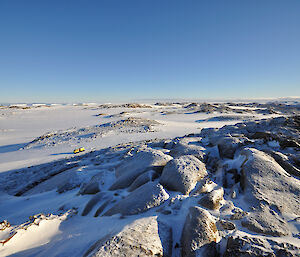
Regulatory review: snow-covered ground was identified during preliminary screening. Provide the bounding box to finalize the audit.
[0,100,299,256]
[0,102,279,173]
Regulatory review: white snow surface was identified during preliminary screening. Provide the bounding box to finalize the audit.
[0,101,297,256]
[0,103,277,173]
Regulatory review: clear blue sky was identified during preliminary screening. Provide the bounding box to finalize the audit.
[1,0,299,103]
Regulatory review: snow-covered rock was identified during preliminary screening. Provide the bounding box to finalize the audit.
[198,187,224,210]
[110,148,172,190]
[84,216,172,257]
[128,169,158,192]
[103,182,169,216]
[114,148,172,178]
[240,148,300,216]
[181,206,219,257]
[160,155,207,195]
[169,143,205,161]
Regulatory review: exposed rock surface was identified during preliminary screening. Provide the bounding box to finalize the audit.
[84,217,172,257]
[103,182,169,216]
[241,206,290,236]
[224,235,300,257]
[169,143,205,160]
[240,148,300,216]
[110,148,172,190]
[198,187,224,210]
[181,206,219,257]
[128,169,158,192]
[217,136,241,159]
[115,148,172,178]
[160,155,207,194]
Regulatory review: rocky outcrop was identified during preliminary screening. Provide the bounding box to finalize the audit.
[224,235,300,257]
[110,148,172,190]
[114,148,172,178]
[241,206,290,236]
[240,148,300,216]
[84,216,172,257]
[181,206,219,257]
[128,169,158,192]
[160,155,207,195]
[198,187,224,210]
[103,182,169,216]
[217,136,242,159]
[79,181,100,195]
[169,143,205,161]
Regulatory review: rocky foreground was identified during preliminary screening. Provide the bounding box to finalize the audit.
[0,115,300,256]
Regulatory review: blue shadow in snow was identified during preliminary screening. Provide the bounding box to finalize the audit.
[50,152,73,156]
[0,143,26,154]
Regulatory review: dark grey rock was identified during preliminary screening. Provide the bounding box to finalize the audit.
[224,235,275,257]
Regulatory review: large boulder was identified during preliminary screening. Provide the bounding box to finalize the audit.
[103,182,169,216]
[84,216,172,257]
[110,148,172,190]
[217,136,241,159]
[181,206,219,257]
[160,155,207,195]
[115,148,172,178]
[169,143,205,161]
[240,148,300,216]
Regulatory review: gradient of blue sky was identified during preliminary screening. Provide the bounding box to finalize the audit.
[0,0,299,103]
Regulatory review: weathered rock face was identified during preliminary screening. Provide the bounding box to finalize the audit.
[84,216,172,257]
[169,143,205,161]
[217,136,241,159]
[224,235,275,257]
[181,206,219,257]
[240,148,300,216]
[224,235,300,257]
[79,181,100,195]
[103,182,169,216]
[110,148,172,190]
[115,148,172,178]
[241,206,290,237]
[128,170,158,192]
[160,155,207,195]
[264,150,300,178]
[198,187,224,210]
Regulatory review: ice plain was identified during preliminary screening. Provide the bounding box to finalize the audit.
[0,100,299,256]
